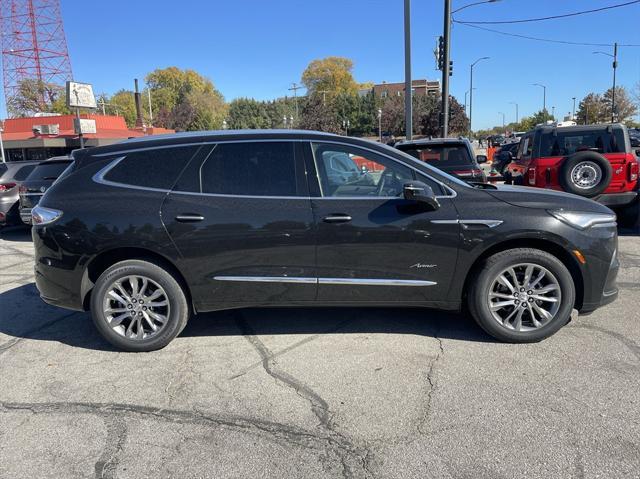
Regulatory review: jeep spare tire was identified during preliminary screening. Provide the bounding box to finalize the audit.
[559,151,612,197]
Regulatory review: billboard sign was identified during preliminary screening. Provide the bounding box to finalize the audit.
[66,81,97,109]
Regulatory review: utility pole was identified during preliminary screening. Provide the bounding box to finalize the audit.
[612,42,618,123]
[572,97,576,120]
[441,0,452,137]
[0,121,6,163]
[318,90,330,106]
[288,83,302,123]
[404,0,412,140]
[147,88,153,126]
[510,101,518,124]
[378,108,382,142]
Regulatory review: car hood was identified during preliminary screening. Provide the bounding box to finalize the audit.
[485,184,613,213]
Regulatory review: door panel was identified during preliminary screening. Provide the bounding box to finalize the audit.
[307,141,461,303]
[161,142,316,310]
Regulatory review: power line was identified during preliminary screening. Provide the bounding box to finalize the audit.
[454,0,640,24]
[454,21,640,47]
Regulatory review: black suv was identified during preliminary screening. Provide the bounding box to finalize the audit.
[19,156,72,224]
[33,130,619,351]
[394,138,488,183]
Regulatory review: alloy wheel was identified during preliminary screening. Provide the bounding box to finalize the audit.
[487,263,562,332]
[102,275,170,340]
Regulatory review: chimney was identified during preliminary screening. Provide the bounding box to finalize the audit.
[134,78,144,129]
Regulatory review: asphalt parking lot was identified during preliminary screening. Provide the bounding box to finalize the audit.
[0,225,638,479]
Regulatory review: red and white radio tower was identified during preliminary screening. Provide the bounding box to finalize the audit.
[1,0,73,116]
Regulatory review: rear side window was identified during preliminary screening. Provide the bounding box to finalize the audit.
[104,146,200,190]
[0,164,7,178]
[539,129,626,157]
[397,144,471,167]
[199,142,300,196]
[27,162,72,181]
[12,165,37,181]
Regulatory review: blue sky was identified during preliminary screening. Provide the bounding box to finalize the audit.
[3,0,640,129]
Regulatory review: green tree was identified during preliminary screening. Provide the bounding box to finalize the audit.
[7,79,70,117]
[228,98,271,129]
[145,67,225,131]
[576,93,608,125]
[299,95,341,134]
[101,90,138,127]
[301,57,358,97]
[602,86,637,122]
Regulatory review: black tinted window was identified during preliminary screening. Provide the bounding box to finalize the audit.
[27,162,72,181]
[397,144,472,168]
[200,142,299,196]
[539,129,626,157]
[0,164,7,178]
[12,165,36,181]
[105,146,200,189]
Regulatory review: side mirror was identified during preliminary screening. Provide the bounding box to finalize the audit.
[403,181,440,211]
[476,155,488,164]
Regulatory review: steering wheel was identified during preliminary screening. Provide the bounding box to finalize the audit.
[376,169,403,196]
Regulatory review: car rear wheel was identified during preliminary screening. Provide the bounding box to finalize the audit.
[90,259,189,352]
[468,248,575,342]
[559,151,612,197]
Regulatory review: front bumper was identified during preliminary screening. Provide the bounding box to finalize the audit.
[579,243,620,314]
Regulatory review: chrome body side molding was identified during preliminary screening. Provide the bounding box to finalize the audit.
[213,276,437,287]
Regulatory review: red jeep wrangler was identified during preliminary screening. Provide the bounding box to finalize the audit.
[505,123,639,227]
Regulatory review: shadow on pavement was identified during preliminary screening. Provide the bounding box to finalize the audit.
[0,283,494,353]
[0,225,32,242]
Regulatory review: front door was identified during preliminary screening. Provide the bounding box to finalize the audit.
[162,141,317,310]
[307,142,461,304]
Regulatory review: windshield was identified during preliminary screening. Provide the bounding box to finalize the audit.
[27,161,72,181]
[539,129,626,156]
[396,144,473,168]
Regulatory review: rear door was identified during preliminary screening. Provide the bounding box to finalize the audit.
[306,141,461,304]
[162,141,317,310]
[507,133,534,184]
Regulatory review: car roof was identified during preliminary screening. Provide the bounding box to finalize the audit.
[76,129,372,157]
[534,123,626,133]
[36,156,72,165]
[395,137,469,147]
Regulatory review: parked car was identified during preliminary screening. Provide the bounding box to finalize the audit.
[504,123,639,228]
[33,130,619,351]
[394,138,488,183]
[19,156,72,224]
[487,135,505,147]
[0,161,40,226]
[492,141,520,175]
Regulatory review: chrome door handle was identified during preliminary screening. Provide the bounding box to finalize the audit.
[323,214,352,224]
[175,214,205,223]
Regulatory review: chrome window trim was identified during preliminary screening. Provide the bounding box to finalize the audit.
[431,219,503,228]
[91,138,458,199]
[213,275,437,287]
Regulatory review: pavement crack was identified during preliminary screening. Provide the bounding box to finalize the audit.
[417,325,445,437]
[94,415,127,479]
[571,323,640,362]
[234,313,373,478]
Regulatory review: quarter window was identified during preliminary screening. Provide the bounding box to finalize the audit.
[104,146,200,190]
[312,143,417,197]
[200,142,299,196]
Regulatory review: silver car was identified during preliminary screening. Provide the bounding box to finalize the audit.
[0,161,40,226]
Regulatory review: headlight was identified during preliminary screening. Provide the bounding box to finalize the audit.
[31,205,63,225]
[548,210,616,230]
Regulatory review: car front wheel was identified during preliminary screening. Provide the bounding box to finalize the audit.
[90,259,189,352]
[468,248,575,342]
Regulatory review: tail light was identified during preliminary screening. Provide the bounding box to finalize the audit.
[629,157,639,182]
[528,167,536,185]
[0,182,16,192]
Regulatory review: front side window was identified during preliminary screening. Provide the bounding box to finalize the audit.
[313,143,416,197]
[200,142,299,196]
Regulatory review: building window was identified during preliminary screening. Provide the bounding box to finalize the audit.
[381,91,388,98]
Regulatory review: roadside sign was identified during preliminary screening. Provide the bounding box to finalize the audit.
[74,118,97,134]
[66,81,97,109]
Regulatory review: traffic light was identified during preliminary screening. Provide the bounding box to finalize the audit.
[437,36,444,71]
[449,60,453,76]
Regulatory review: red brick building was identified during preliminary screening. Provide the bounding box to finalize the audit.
[1,114,174,162]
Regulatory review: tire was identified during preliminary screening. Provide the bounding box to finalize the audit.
[90,259,189,352]
[559,151,612,197]
[468,248,575,343]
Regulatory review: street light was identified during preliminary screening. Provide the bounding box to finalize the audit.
[469,57,489,137]
[222,119,228,130]
[498,111,505,130]
[0,122,5,163]
[464,88,476,116]
[593,43,618,123]
[532,83,547,113]
[378,109,382,142]
[572,97,576,120]
[509,101,519,124]
[342,119,350,136]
